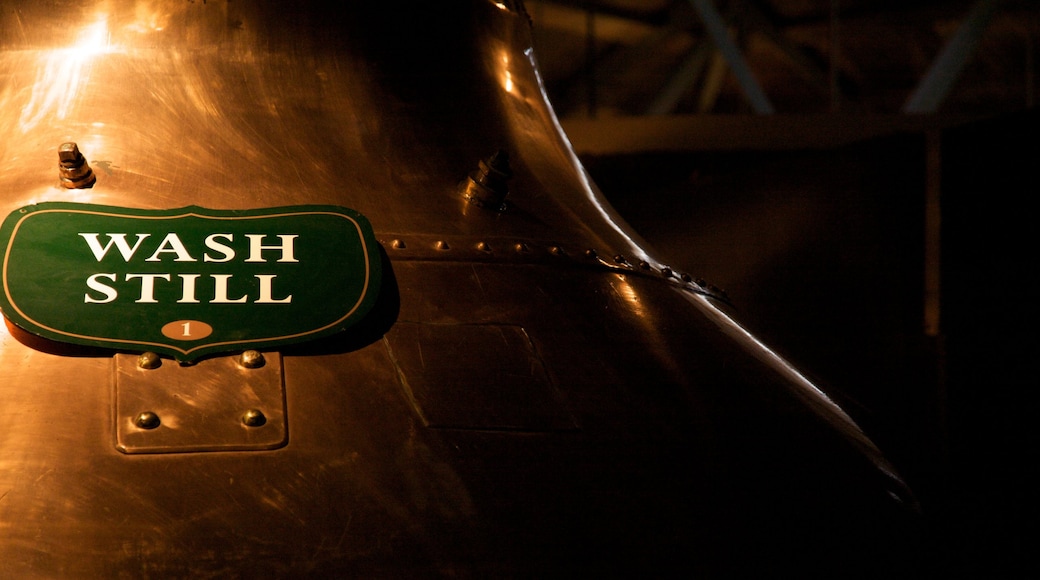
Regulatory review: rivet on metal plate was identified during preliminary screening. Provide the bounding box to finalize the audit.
[134,411,161,430]
[239,350,265,369]
[241,409,267,427]
[137,352,162,370]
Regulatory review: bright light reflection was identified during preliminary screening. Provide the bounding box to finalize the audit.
[613,274,646,318]
[19,16,116,132]
[126,2,170,34]
[523,47,652,263]
[499,51,516,94]
[74,17,113,56]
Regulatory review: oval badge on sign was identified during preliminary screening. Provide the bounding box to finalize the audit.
[0,203,381,361]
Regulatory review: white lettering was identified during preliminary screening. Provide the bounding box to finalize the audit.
[125,273,171,303]
[84,273,118,303]
[204,233,235,262]
[255,275,292,304]
[211,274,249,303]
[145,233,197,262]
[79,233,150,262]
[245,234,298,263]
[177,274,201,303]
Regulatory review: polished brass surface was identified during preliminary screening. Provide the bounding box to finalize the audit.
[384,321,577,431]
[0,1,923,576]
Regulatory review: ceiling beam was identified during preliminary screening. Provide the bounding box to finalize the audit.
[526,1,659,44]
[688,0,775,114]
[903,0,1003,113]
[561,113,968,154]
[644,40,714,115]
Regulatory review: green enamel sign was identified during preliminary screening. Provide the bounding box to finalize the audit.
[0,203,381,361]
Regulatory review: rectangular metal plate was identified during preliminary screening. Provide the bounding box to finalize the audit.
[114,352,287,454]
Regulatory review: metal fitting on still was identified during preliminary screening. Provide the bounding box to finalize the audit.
[58,142,96,189]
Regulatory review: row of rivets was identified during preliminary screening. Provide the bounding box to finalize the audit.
[388,238,564,256]
[136,350,265,370]
[384,237,725,299]
[606,252,727,298]
[133,409,267,430]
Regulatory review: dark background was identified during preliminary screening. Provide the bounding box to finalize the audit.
[580,113,1035,576]
[528,1,1037,574]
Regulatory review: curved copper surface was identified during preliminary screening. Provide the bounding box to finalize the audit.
[0,1,924,576]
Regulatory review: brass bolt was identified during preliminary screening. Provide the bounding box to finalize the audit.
[459,149,513,211]
[58,142,96,189]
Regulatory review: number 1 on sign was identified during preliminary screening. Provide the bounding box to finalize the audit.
[161,319,214,341]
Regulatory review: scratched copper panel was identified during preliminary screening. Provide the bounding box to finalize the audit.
[0,1,924,577]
